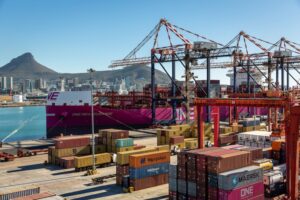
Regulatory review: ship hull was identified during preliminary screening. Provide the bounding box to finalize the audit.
[46,105,184,138]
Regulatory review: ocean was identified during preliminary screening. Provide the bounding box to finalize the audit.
[0,106,46,142]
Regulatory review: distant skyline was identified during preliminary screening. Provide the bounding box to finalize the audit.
[1,0,300,84]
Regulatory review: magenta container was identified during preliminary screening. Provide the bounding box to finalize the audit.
[218,181,264,200]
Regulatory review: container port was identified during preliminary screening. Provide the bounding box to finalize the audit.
[1,7,300,199]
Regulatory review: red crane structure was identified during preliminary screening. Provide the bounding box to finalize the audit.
[109,18,300,199]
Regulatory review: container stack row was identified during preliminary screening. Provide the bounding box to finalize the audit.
[115,145,170,191]
[169,147,265,200]
[157,123,211,150]
[238,131,271,148]
[48,135,91,168]
[98,129,130,153]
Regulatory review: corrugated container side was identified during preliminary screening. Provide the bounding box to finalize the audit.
[187,181,197,197]
[177,179,187,195]
[129,162,169,179]
[169,177,177,192]
[170,136,184,144]
[218,166,263,190]
[129,151,170,168]
[117,147,158,165]
[169,191,177,200]
[54,136,90,149]
[54,146,91,157]
[169,164,177,179]
[130,173,168,191]
[0,186,40,200]
[74,153,111,168]
[207,151,251,173]
[116,164,129,175]
[115,138,134,148]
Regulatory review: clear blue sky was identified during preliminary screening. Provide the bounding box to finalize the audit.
[1,0,300,83]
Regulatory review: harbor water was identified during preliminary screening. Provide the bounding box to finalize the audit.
[0,106,46,142]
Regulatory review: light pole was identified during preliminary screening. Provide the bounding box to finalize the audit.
[87,68,96,173]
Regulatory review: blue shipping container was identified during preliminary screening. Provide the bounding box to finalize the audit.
[177,179,187,194]
[115,138,134,148]
[169,177,177,192]
[169,164,177,179]
[129,162,169,179]
[187,181,197,197]
[218,165,263,190]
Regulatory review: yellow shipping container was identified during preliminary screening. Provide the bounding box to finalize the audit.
[242,126,255,132]
[238,125,244,132]
[74,153,111,169]
[95,145,106,153]
[185,139,198,149]
[54,146,91,157]
[117,147,158,165]
[220,126,233,134]
[116,146,134,152]
[192,123,212,137]
[157,145,170,152]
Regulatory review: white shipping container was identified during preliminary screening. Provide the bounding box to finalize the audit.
[263,171,284,186]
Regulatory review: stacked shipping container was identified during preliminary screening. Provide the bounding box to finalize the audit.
[98,129,129,153]
[129,151,170,190]
[115,146,170,190]
[48,135,91,168]
[169,147,265,200]
[238,131,271,148]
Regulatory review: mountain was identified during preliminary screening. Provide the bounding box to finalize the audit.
[0,53,170,84]
[60,65,170,84]
[0,53,58,79]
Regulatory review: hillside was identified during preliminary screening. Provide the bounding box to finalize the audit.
[0,53,170,84]
[0,53,58,79]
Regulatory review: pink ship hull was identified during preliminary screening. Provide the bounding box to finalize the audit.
[46,105,179,138]
[46,105,267,138]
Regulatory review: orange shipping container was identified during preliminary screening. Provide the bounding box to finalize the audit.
[271,139,285,151]
[129,151,170,168]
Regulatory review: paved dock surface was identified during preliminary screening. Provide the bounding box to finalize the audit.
[0,137,168,200]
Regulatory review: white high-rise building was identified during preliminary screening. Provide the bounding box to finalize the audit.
[1,76,7,89]
[7,76,13,90]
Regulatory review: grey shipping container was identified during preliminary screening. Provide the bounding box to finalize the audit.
[169,164,177,179]
[0,186,40,200]
[177,179,186,194]
[187,181,197,197]
[218,165,263,190]
[169,177,177,192]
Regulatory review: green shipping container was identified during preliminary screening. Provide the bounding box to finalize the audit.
[115,138,134,148]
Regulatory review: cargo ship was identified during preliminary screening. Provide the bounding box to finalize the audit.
[46,89,193,138]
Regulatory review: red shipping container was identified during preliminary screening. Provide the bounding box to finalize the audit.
[178,151,188,166]
[169,191,177,200]
[178,165,186,180]
[207,151,251,173]
[110,130,129,139]
[170,136,184,144]
[218,181,264,200]
[196,149,236,172]
[60,156,75,169]
[54,136,90,149]
[130,173,168,191]
[116,164,129,175]
[208,186,218,200]
[133,145,146,150]
[116,174,123,185]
